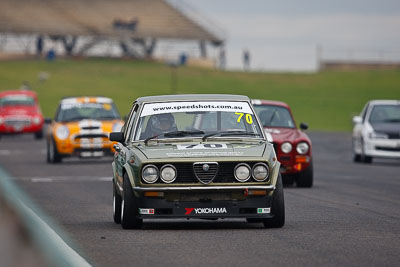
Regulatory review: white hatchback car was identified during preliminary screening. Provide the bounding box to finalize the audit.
[352,100,400,163]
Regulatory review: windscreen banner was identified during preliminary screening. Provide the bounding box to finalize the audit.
[141,101,253,117]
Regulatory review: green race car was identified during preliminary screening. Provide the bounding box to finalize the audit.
[110,94,284,229]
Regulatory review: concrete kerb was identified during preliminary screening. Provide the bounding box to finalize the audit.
[0,167,92,267]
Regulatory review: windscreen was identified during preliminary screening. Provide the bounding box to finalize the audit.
[55,102,120,122]
[369,104,400,123]
[254,105,295,128]
[0,95,35,107]
[133,101,263,141]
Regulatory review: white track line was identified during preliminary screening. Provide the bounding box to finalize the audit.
[13,176,112,183]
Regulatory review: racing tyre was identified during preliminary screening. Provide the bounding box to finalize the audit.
[263,173,285,228]
[353,153,361,162]
[296,162,313,188]
[121,173,142,229]
[282,175,295,186]
[352,140,361,162]
[34,129,43,139]
[47,138,62,163]
[360,139,372,164]
[113,182,122,224]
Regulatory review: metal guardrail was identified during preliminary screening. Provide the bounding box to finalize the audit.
[0,167,92,267]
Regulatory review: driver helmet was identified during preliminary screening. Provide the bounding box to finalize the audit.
[150,113,177,133]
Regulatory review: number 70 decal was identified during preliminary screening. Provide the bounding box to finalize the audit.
[235,112,253,124]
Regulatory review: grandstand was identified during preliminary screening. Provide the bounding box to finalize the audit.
[0,0,224,59]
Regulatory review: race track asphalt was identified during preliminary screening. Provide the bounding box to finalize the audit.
[1,132,399,267]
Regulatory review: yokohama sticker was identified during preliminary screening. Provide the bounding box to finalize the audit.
[185,207,227,215]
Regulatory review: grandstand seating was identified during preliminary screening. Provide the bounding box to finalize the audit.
[0,0,221,43]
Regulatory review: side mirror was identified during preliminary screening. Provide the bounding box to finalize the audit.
[352,116,362,124]
[44,118,52,124]
[109,132,124,142]
[300,122,308,130]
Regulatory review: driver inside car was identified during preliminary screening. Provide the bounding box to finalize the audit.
[142,113,177,139]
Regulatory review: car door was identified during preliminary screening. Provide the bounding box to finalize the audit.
[114,103,139,186]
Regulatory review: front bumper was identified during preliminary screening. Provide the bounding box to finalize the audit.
[55,138,116,156]
[133,185,275,219]
[0,123,43,134]
[136,197,273,219]
[364,138,400,159]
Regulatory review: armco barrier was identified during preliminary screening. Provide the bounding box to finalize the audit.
[0,167,92,267]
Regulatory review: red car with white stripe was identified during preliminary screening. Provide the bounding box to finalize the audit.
[252,99,313,187]
[0,90,44,139]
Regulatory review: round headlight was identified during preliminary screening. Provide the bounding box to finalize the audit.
[55,125,69,140]
[142,165,159,183]
[252,163,269,182]
[296,142,309,154]
[32,116,41,125]
[112,122,123,132]
[160,164,177,183]
[281,142,292,153]
[234,163,251,182]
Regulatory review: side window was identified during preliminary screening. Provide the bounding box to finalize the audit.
[361,103,369,123]
[125,104,139,143]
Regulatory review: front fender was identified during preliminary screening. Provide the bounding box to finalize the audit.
[269,161,281,192]
[123,163,136,186]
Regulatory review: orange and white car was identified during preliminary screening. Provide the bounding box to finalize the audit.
[46,96,124,163]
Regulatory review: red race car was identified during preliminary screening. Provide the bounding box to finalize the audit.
[252,99,313,187]
[0,90,45,139]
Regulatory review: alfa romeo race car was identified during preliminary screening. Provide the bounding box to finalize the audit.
[352,100,400,163]
[46,96,123,163]
[110,94,284,229]
[0,90,44,139]
[252,99,313,187]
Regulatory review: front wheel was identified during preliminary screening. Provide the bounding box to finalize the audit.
[361,139,372,163]
[296,162,313,188]
[113,182,122,224]
[263,173,285,228]
[34,129,43,139]
[47,138,62,163]
[121,173,142,229]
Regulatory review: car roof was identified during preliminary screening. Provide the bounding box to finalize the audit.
[0,90,38,98]
[368,100,400,105]
[252,99,290,108]
[60,96,114,104]
[135,94,250,103]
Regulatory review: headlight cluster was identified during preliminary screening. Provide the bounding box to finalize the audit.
[55,125,69,140]
[142,164,177,184]
[296,142,309,154]
[112,122,123,132]
[32,116,41,125]
[281,142,292,153]
[234,163,269,182]
[369,132,388,139]
[280,142,310,155]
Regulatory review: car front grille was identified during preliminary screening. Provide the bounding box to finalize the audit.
[375,146,400,152]
[4,118,31,127]
[387,133,400,139]
[74,133,109,140]
[193,162,218,184]
[148,162,263,184]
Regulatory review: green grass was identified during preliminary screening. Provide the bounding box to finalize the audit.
[0,58,399,131]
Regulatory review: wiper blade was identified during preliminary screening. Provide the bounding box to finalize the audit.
[145,130,205,144]
[202,131,259,141]
[164,130,205,137]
